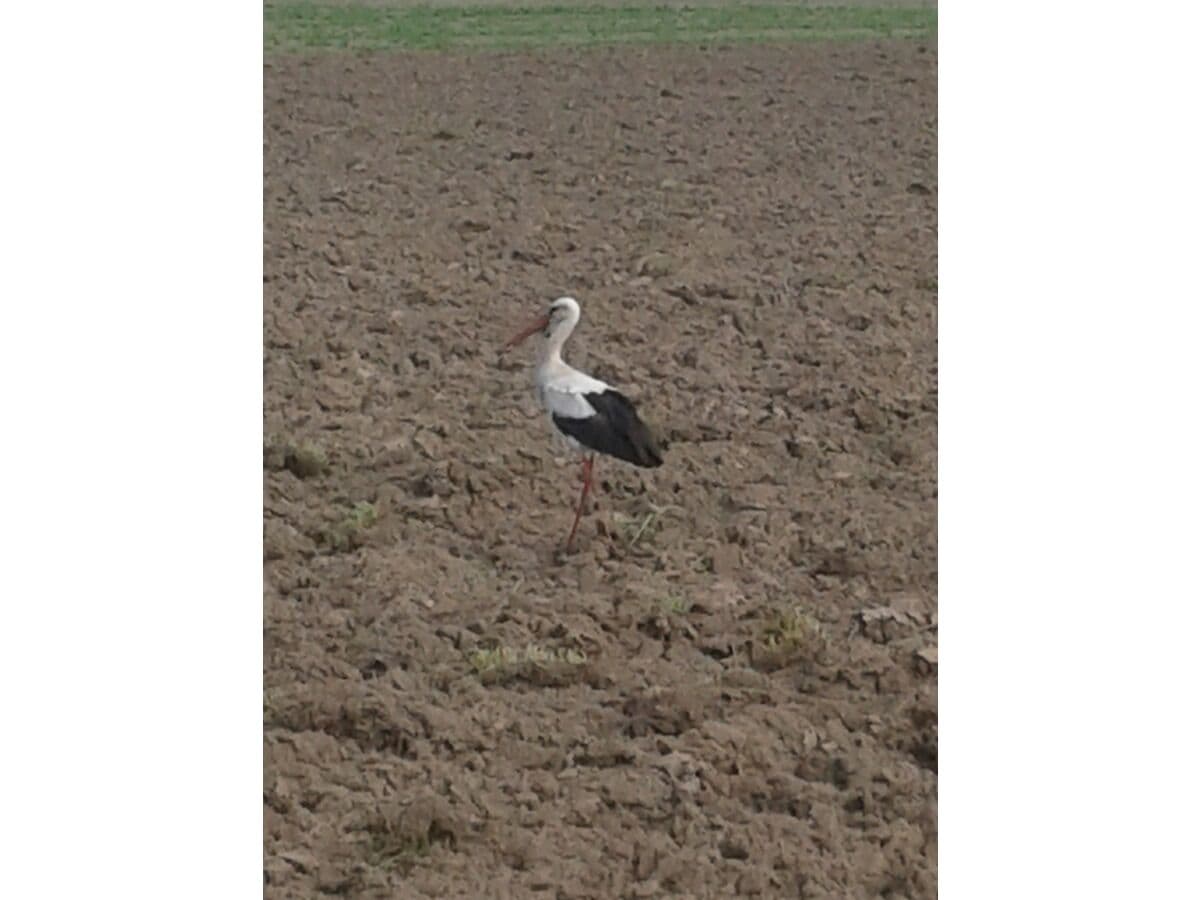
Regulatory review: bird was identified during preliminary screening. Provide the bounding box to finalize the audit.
[504,296,664,550]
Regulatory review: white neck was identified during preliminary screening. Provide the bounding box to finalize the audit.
[537,305,580,369]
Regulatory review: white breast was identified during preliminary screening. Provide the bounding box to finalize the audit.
[535,364,610,420]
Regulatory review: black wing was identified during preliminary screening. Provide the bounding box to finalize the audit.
[552,389,664,468]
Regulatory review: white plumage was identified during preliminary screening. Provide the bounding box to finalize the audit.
[536,366,611,458]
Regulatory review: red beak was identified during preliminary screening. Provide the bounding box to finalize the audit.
[504,313,550,350]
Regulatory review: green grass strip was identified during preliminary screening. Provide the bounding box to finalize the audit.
[265,4,937,53]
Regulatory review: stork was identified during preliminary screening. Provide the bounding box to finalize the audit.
[504,296,664,550]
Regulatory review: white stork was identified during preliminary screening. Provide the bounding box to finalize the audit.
[504,296,664,549]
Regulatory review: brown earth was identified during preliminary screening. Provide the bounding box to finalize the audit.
[265,40,937,899]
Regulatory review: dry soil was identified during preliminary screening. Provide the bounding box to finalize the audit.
[265,39,937,898]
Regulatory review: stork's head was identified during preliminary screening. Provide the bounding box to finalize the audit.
[504,296,581,349]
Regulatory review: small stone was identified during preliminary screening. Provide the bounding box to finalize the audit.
[851,399,887,434]
[827,453,860,481]
[636,252,676,278]
[915,645,938,676]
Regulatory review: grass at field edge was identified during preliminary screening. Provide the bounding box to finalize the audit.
[265,3,937,53]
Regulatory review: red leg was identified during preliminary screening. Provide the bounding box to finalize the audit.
[565,455,595,550]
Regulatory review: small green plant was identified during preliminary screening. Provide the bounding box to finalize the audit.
[615,503,673,549]
[467,644,587,686]
[362,817,456,874]
[345,501,377,529]
[359,798,458,874]
[752,606,826,671]
[764,606,823,650]
[660,595,693,616]
[320,500,377,552]
[364,831,431,873]
[275,439,327,479]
